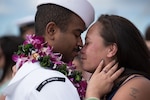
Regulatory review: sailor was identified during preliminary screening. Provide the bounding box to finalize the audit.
[3,0,94,100]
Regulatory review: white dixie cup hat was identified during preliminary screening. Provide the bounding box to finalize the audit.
[16,15,34,28]
[37,0,95,28]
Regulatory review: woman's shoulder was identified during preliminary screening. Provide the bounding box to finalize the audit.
[112,75,150,100]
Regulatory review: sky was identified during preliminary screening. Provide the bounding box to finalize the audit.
[0,0,150,39]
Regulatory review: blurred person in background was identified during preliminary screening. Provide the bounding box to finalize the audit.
[0,36,24,100]
[144,25,150,51]
[17,16,35,39]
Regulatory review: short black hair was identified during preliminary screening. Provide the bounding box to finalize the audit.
[35,4,74,36]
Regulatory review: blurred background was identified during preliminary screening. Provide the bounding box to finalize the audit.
[0,0,150,39]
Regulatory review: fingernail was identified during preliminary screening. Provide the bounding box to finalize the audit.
[101,59,104,63]
[121,67,125,71]
[112,59,116,63]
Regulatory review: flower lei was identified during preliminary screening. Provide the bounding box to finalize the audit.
[12,34,87,100]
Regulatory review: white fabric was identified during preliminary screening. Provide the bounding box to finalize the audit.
[37,0,95,28]
[16,15,34,27]
[3,62,80,100]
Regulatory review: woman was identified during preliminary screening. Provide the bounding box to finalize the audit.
[0,36,24,100]
[82,15,150,100]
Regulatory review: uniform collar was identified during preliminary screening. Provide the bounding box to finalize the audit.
[3,62,41,95]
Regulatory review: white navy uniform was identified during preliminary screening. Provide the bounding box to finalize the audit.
[3,62,80,100]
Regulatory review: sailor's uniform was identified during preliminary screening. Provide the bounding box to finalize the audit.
[3,62,80,100]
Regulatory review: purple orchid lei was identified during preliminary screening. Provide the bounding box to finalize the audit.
[12,34,87,100]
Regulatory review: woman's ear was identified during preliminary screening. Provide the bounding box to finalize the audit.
[107,43,118,57]
[45,22,57,40]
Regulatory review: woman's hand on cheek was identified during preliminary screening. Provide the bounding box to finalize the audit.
[86,60,124,99]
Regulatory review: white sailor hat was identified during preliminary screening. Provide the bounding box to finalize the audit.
[17,15,34,27]
[37,0,95,28]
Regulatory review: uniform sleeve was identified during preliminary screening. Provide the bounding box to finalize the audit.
[28,77,80,100]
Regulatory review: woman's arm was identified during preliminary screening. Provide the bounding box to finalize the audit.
[112,76,150,100]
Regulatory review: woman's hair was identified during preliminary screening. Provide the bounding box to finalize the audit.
[35,4,75,36]
[97,15,150,75]
[0,36,24,82]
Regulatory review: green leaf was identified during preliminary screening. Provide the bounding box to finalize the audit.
[57,64,68,76]
[40,56,51,67]
[72,71,82,82]
[23,44,34,55]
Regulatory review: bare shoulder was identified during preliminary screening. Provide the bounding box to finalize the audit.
[112,76,150,100]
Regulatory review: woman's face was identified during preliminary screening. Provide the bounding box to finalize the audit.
[81,22,111,73]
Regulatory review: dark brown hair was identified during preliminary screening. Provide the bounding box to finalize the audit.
[98,15,150,75]
[0,36,24,82]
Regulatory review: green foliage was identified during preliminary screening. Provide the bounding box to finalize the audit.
[40,56,52,67]
[16,44,34,55]
[57,64,69,76]
[72,71,82,82]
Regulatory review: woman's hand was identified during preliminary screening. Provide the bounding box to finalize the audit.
[86,60,124,99]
